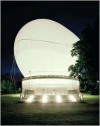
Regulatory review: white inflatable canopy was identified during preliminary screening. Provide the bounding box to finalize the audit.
[14,19,80,77]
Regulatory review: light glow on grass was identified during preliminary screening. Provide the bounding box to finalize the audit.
[68,95,77,102]
[56,95,62,103]
[26,95,34,103]
[8,94,20,97]
[42,95,48,103]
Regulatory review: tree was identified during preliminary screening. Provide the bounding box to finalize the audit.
[1,80,17,94]
[68,18,99,93]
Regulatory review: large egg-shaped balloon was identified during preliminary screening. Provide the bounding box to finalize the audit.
[14,19,79,77]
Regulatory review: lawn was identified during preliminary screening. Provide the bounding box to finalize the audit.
[1,93,99,125]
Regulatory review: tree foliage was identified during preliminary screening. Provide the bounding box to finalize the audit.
[1,80,17,94]
[68,18,99,86]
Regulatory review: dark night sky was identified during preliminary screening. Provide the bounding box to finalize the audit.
[1,1,99,79]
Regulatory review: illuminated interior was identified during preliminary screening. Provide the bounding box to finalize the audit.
[22,77,79,95]
[21,77,80,102]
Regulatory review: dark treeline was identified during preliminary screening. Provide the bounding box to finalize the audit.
[68,17,99,94]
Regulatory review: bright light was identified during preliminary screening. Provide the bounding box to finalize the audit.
[68,95,77,102]
[42,95,48,103]
[26,95,34,103]
[56,95,62,103]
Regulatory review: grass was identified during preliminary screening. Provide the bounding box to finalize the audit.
[83,93,99,103]
[1,93,99,125]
